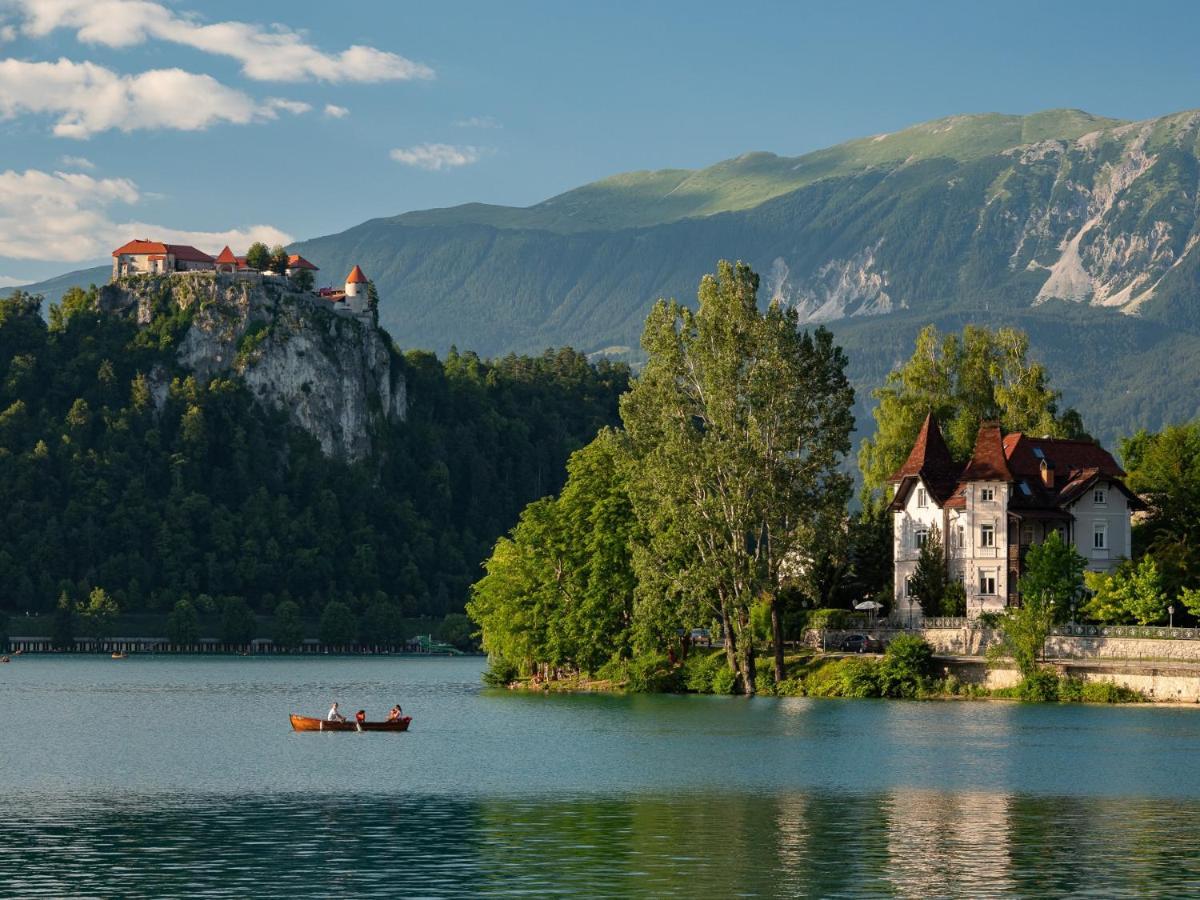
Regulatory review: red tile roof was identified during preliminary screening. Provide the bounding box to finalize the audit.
[287,254,319,271]
[215,246,238,265]
[887,413,960,509]
[111,239,213,263]
[346,265,368,284]
[960,421,1014,482]
[1002,433,1125,479]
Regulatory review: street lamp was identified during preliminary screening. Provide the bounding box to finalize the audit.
[1169,604,1175,629]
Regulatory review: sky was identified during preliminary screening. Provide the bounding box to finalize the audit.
[2,0,1199,284]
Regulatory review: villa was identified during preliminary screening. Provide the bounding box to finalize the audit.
[890,415,1143,619]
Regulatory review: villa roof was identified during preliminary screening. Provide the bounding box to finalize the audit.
[960,421,1014,482]
[215,246,238,265]
[288,254,319,271]
[346,265,368,284]
[1002,433,1125,479]
[889,413,958,492]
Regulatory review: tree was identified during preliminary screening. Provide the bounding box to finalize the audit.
[620,261,854,692]
[268,245,289,274]
[244,242,271,271]
[319,601,358,647]
[1121,421,1200,600]
[996,532,1085,674]
[220,596,256,645]
[859,325,1081,506]
[942,580,966,617]
[273,599,304,649]
[360,600,405,647]
[81,587,119,641]
[0,609,8,652]
[367,280,380,326]
[908,524,948,617]
[290,268,314,292]
[166,599,199,645]
[1083,557,1167,625]
[52,592,75,650]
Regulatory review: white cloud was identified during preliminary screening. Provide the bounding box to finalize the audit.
[13,0,434,83]
[0,167,290,262]
[390,143,483,171]
[264,97,311,115]
[0,24,16,42]
[59,154,94,169]
[0,275,27,287]
[323,103,349,119]
[0,58,309,138]
[454,115,501,129]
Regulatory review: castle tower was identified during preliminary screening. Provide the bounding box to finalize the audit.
[215,245,238,275]
[345,265,369,314]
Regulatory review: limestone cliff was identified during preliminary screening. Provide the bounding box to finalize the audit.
[99,272,406,461]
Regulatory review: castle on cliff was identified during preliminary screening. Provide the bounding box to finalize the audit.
[110,239,373,317]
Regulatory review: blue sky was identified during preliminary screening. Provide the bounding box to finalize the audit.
[2,0,1198,283]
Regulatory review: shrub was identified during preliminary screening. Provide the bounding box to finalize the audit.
[805,658,880,698]
[482,659,519,687]
[755,658,777,696]
[1017,668,1060,701]
[710,664,737,695]
[774,677,806,697]
[877,634,935,698]
[625,652,682,693]
[805,609,856,631]
[1059,677,1145,703]
[683,651,728,694]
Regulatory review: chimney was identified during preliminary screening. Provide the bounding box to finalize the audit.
[1040,458,1054,489]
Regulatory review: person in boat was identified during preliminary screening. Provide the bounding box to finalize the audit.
[387,705,403,722]
[327,702,346,723]
[355,709,366,726]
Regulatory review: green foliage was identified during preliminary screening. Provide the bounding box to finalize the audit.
[245,243,271,271]
[468,429,636,675]
[80,587,119,640]
[0,609,8,651]
[876,634,934,698]
[166,599,199,645]
[268,245,289,275]
[436,613,474,651]
[804,657,880,698]
[683,650,730,694]
[908,524,948,616]
[1083,558,1167,625]
[1182,587,1200,620]
[0,288,629,639]
[858,324,1077,504]
[804,609,856,631]
[51,592,74,649]
[220,597,255,645]
[272,599,304,649]
[624,652,682,693]
[942,579,967,617]
[1017,668,1061,702]
[290,268,315,292]
[319,601,357,646]
[360,601,405,647]
[1121,421,1200,602]
[620,260,855,693]
[482,658,519,687]
[1057,677,1146,704]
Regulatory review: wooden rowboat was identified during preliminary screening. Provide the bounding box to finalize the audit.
[290,714,411,732]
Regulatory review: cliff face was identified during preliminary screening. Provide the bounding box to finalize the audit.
[100,272,406,461]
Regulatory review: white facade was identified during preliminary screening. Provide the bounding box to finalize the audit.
[892,479,944,623]
[1063,479,1132,574]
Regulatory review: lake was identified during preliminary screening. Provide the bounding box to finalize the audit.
[2,656,1199,897]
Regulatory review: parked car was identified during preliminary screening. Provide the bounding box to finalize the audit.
[689,628,712,646]
[838,634,883,654]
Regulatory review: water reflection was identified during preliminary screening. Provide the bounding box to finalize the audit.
[4,790,1200,897]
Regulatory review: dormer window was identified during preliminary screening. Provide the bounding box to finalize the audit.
[916,487,927,508]
[980,487,995,502]
[1094,488,1107,505]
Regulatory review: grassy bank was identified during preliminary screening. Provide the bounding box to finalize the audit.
[492,635,1148,704]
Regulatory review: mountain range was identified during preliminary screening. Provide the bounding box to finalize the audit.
[15,108,1200,447]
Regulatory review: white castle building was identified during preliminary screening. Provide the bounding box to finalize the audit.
[890,415,1143,620]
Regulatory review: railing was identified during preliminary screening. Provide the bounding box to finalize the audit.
[922,617,971,629]
[1052,624,1200,641]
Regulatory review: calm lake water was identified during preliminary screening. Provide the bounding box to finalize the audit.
[2,656,1200,897]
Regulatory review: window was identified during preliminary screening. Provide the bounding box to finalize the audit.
[1019,481,1032,496]
[1021,523,1034,545]
[979,570,996,595]
[1094,488,1107,505]
[916,487,927,508]
[1094,522,1108,550]
[980,524,995,548]
[915,527,929,549]
[980,487,995,502]
[957,525,965,549]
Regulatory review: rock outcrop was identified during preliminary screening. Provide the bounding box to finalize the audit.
[99,272,406,461]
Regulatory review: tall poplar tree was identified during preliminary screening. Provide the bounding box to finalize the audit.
[620,261,854,692]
